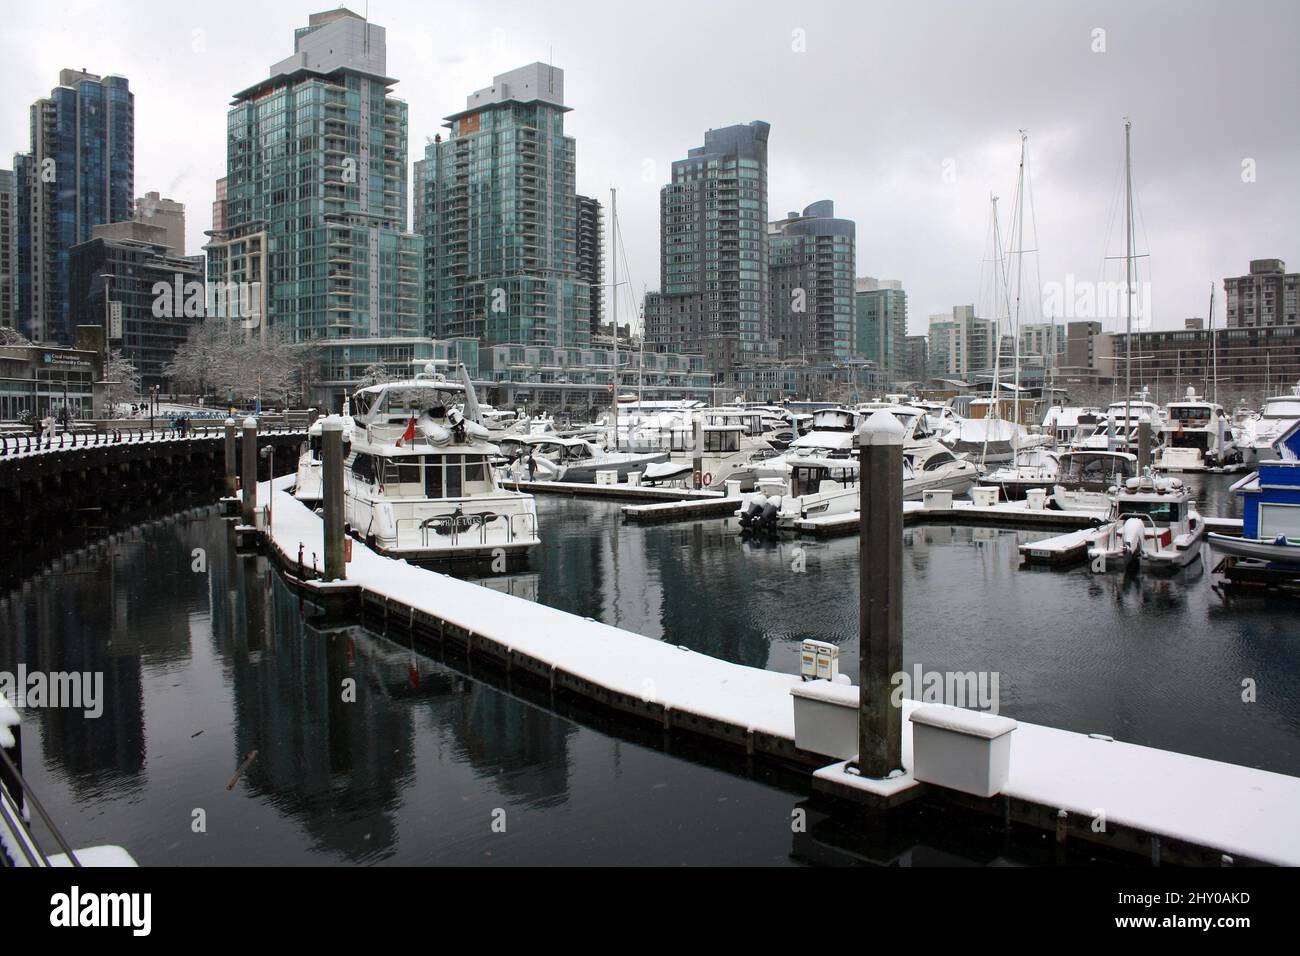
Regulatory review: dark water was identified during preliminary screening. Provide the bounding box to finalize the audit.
[3,472,1297,866]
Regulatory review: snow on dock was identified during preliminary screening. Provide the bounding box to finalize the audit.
[799,499,1101,538]
[622,495,744,524]
[252,476,1300,865]
[504,479,724,503]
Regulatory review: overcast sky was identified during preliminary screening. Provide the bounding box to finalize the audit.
[3,0,1296,337]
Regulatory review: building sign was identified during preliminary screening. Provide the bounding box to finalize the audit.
[110,301,123,340]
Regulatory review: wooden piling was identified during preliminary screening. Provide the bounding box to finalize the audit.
[321,416,346,582]
[240,417,258,526]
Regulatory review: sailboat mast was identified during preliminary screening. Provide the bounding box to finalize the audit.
[1209,281,1218,404]
[1012,131,1027,431]
[1123,118,1133,452]
[982,194,1004,468]
[610,186,618,450]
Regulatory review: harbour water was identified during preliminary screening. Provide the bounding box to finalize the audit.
[3,473,1297,865]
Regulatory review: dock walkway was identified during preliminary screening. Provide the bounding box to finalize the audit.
[252,476,1300,866]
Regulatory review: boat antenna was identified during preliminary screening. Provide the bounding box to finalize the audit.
[1123,118,1133,451]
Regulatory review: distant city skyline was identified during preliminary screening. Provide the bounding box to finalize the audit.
[2,0,1296,338]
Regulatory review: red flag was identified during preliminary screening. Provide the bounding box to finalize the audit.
[396,416,416,446]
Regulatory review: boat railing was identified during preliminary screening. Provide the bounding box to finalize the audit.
[0,744,82,868]
[403,509,535,549]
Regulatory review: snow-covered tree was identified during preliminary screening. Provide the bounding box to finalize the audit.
[103,350,142,410]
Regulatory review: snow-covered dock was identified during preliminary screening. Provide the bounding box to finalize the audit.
[504,479,724,503]
[250,475,1300,866]
[622,495,744,524]
[1020,516,1244,568]
[798,499,1103,538]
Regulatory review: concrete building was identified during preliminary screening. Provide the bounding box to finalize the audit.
[1097,326,1300,401]
[854,277,906,380]
[13,69,134,345]
[133,192,185,256]
[420,62,589,349]
[576,194,603,334]
[1224,258,1299,328]
[205,8,422,404]
[69,227,204,387]
[644,121,771,369]
[766,201,855,362]
[0,169,13,329]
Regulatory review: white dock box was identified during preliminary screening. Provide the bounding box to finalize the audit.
[971,486,1000,508]
[790,680,859,759]
[595,469,619,486]
[1025,487,1047,510]
[626,471,642,487]
[725,479,742,498]
[909,706,1017,798]
[922,488,953,510]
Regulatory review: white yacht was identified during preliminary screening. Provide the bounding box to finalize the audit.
[1239,384,1300,467]
[1086,473,1205,572]
[1078,396,1165,452]
[977,446,1061,499]
[342,366,540,568]
[1041,406,1104,447]
[1051,449,1139,513]
[941,414,1034,465]
[498,434,667,483]
[1154,388,1241,471]
[737,444,976,533]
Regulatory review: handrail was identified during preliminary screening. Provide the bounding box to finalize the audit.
[0,746,81,867]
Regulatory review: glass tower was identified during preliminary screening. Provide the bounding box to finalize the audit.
[420,63,590,349]
[13,69,134,344]
[205,8,422,405]
[644,121,771,369]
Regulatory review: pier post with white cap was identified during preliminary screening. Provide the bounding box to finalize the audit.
[857,409,905,778]
[693,415,704,489]
[240,416,258,527]
[223,418,238,497]
[321,415,346,582]
[1138,420,1151,471]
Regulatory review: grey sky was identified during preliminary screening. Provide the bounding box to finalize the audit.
[3,0,1295,337]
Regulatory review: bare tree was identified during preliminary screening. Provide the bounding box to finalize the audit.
[103,350,142,412]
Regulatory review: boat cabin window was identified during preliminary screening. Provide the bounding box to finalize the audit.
[380,458,424,493]
[704,429,741,453]
[923,451,957,471]
[350,453,375,483]
[1118,499,1184,523]
[791,465,853,497]
[422,454,493,499]
[1061,455,1134,482]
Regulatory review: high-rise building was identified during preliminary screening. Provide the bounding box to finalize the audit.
[902,334,928,382]
[13,69,134,344]
[0,169,13,329]
[133,192,185,256]
[767,201,855,362]
[420,63,590,349]
[205,8,422,405]
[644,121,771,368]
[576,194,603,334]
[853,276,907,379]
[1224,258,1299,328]
[69,226,204,387]
[928,305,995,377]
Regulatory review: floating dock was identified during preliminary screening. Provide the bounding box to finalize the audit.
[246,474,1300,867]
[1021,516,1244,568]
[798,499,1103,538]
[505,479,723,503]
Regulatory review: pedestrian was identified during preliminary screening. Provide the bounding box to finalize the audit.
[526,447,537,481]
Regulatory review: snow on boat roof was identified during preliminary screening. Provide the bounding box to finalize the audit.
[353,378,466,396]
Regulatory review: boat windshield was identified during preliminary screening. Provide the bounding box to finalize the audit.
[1262,399,1300,419]
[1060,454,1135,482]
[1117,499,1183,523]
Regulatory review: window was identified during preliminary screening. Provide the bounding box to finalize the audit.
[350,453,374,482]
